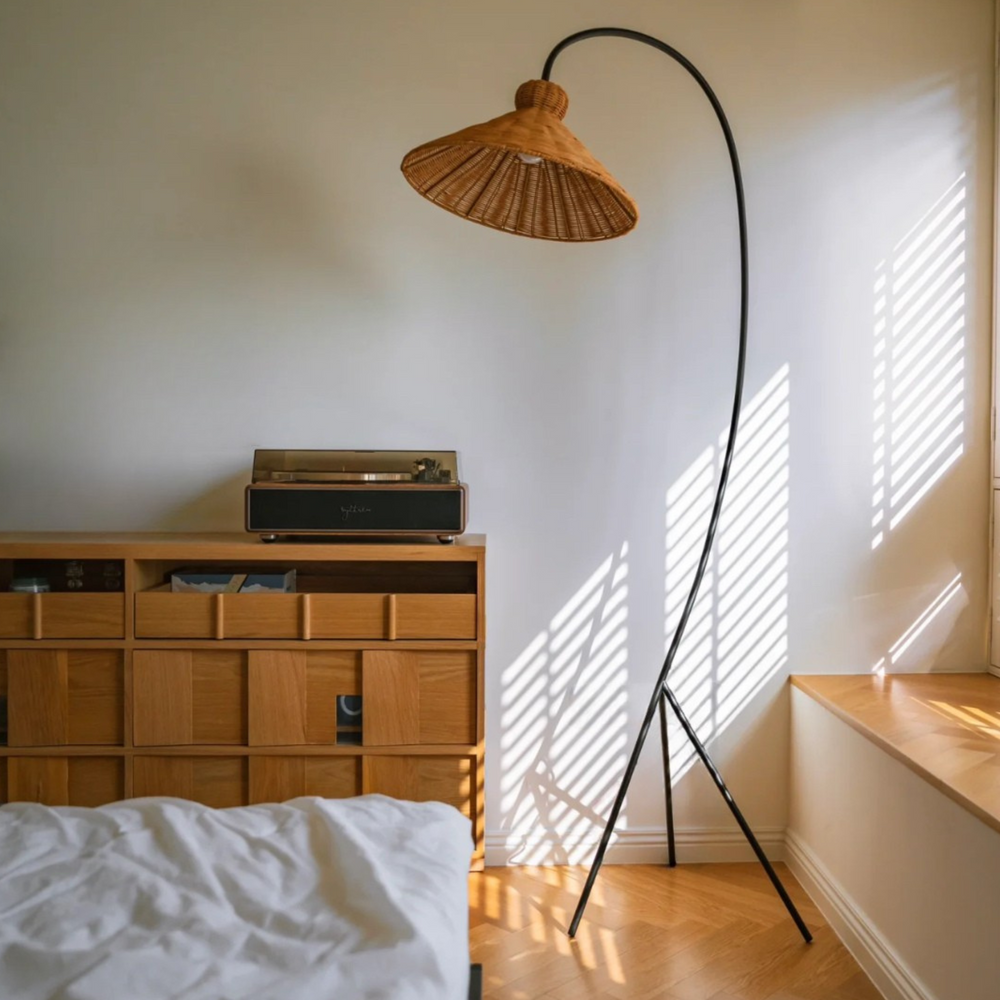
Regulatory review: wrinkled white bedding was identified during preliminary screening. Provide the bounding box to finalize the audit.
[0,795,471,1000]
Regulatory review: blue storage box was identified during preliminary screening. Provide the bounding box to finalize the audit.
[170,570,296,594]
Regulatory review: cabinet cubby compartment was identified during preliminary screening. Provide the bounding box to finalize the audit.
[0,649,124,746]
[131,649,475,748]
[1,558,125,594]
[0,558,125,639]
[362,754,477,821]
[4,756,124,806]
[132,756,247,808]
[249,756,360,803]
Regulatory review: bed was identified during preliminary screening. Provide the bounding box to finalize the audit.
[0,794,474,1000]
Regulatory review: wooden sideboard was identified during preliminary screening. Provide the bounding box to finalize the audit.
[0,533,485,867]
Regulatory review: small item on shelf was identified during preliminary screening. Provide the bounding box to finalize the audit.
[336,695,363,745]
[170,570,296,594]
[9,577,50,593]
[102,562,124,591]
[11,559,123,592]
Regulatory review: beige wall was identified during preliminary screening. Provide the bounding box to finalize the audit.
[0,0,994,859]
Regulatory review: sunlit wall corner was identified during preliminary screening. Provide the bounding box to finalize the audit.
[664,364,791,793]
[871,174,968,552]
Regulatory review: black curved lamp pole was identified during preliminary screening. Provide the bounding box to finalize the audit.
[543,29,812,945]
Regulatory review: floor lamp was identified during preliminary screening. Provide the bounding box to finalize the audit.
[401,26,812,944]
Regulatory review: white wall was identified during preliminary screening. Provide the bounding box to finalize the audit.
[0,0,993,861]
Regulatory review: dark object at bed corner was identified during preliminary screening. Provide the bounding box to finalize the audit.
[469,964,482,1000]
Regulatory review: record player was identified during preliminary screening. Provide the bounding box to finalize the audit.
[245,450,468,543]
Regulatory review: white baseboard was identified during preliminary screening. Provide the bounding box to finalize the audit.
[785,829,935,1000]
[988,664,1000,679]
[485,825,786,867]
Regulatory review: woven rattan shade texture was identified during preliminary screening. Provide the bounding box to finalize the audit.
[401,80,638,241]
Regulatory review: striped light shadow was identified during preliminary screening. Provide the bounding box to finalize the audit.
[499,543,630,865]
[871,572,966,676]
[871,175,967,550]
[665,365,790,782]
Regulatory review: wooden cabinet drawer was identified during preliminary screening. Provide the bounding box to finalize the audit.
[248,650,360,746]
[133,756,247,807]
[133,650,247,746]
[134,592,303,639]
[396,594,476,639]
[362,650,476,746]
[0,593,124,639]
[311,593,475,639]
[223,595,301,639]
[242,649,474,748]
[249,756,360,803]
[309,594,386,638]
[134,590,475,640]
[134,592,214,638]
[44,595,125,638]
[417,652,477,744]
[363,753,478,826]
[0,594,32,638]
[130,648,475,750]
[3,649,124,746]
[6,756,124,806]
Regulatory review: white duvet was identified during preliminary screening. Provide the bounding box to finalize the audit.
[0,795,472,1000]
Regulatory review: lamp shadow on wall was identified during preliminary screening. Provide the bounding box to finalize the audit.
[497,364,791,864]
[869,173,971,674]
[665,365,791,785]
[499,544,630,865]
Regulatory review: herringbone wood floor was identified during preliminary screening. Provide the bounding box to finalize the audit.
[469,864,882,1000]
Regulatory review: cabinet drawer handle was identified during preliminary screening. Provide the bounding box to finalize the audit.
[387,594,397,640]
[301,593,312,640]
[214,594,225,640]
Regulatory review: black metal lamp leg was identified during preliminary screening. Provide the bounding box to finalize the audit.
[658,695,677,867]
[567,708,651,938]
[661,683,813,943]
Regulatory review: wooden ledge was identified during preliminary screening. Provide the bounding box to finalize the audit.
[0,531,486,560]
[791,673,1000,835]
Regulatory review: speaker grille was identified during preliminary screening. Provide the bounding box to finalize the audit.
[247,487,465,533]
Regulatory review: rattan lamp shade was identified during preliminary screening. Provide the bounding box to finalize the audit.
[400,79,638,241]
